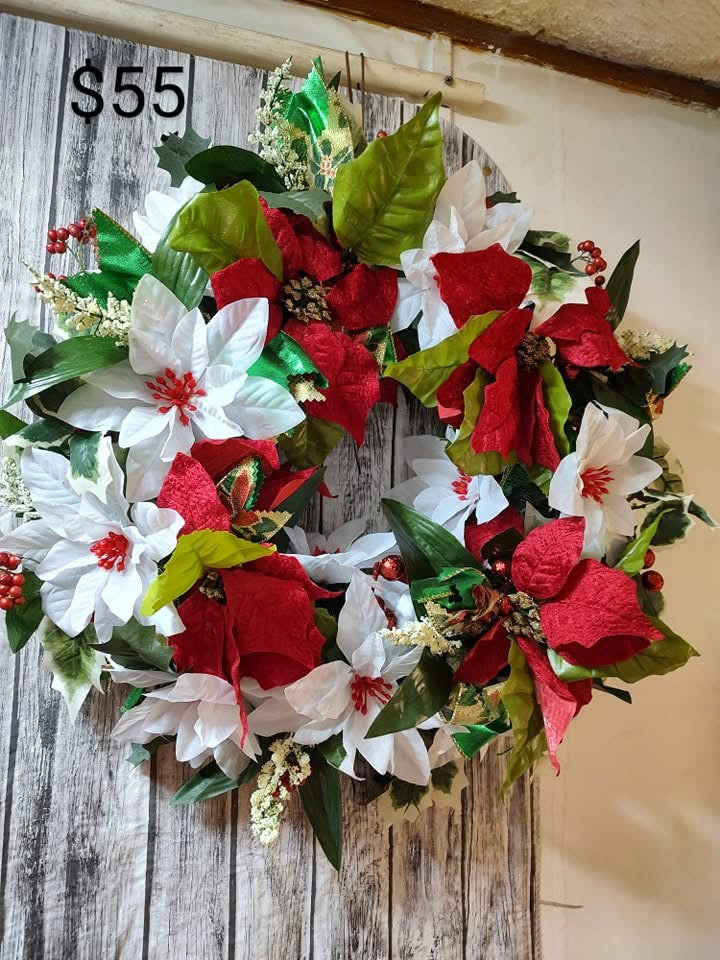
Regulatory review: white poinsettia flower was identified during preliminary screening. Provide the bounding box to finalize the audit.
[0,445,184,643]
[392,160,533,349]
[389,433,508,543]
[285,518,397,584]
[111,669,261,779]
[132,176,204,252]
[58,275,304,501]
[548,403,662,558]
[256,573,432,785]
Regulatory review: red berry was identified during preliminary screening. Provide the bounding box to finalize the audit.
[500,595,514,615]
[54,241,67,254]
[33,285,41,293]
[376,130,388,138]
[11,573,24,586]
[581,240,595,252]
[13,596,25,606]
[594,257,607,271]
[0,597,13,611]
[46,242,55,253]
[0,575,10,587]
[77,219,86,229]
[57,228,69,241]
[591,246,602,258]
[0,585,8,596]
[48,272,56,279]
[68,224,82,238]
[594,275,606,286]
[0,552,9,566]
[585,263,597,275]
[59,274,67,280]
[643,548,656,568]
[6,555,20,570]
[8,586,22,599]
[490,557,510,578]
[641,570,664,592]
[47,229,58,241]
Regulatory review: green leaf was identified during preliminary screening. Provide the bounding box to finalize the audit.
[4,337,127,408]
[523,230,572,254]
[154,126,212,187]
[688,498,717,528]
[615,511,668,575]
[522,255,582,300]
[39,618,101,721]
[186,145,286,192]
[171,759,259,805]
[261,188,330,223]
[641,496,693,546]
[126,739,167,767]
[644,343,690,396]
[0,411,27,438]
[140,530,274,615]
[591,379,653,456]
[486,190,519,206]
[248,331,326,393]
[538,362,571,456]
[69,430,102,483]
[6,418,70,449]
[452,718,511,759]
[501,640,547,794]
[381,498,481,583]
[92,619,173,671]
[547,617,697,684]
[446,369,510,476]
[277,416,344,470]
[299,751,343,870]
[5,315,56,382]
[5,570,43,653]
[366,648,453,738]
[333,93,445,266]
[384,312,498,407]
[606,240,640,329]
[168,180,283,277]
[317,732,346,769]
[593,679,632,704]
[151,217,209,311]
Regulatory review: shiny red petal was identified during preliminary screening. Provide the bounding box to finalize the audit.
[210,257,283,342]
[540,559,665,667]
[432,245,531,327]
[326,264,398,331]
[511,517,585,599]
[191,437,280,481]
[157,453,229,535]
[517,636,592,773]
[468,307,532,374]
[436,359,477,427]
[470,356,520,458]
[465,506,524,559]
[287,321,381,444]
[535,288,628,371]
[256,466,317,510]
[454,619,511,685]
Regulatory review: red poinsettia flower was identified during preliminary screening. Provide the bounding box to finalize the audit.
[432,244,532,328]
[534,287,629,371]
[455,516,663,768]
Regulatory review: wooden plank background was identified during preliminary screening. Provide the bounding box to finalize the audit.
[0,13,539,959]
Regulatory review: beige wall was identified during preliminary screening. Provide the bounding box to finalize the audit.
[134,1,720,955]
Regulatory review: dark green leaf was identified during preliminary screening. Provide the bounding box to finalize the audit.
[688,499,717,528]
[299,751,343,870]
[92,619,174,671]
[186,145,285,192]
[9,419,70,448]
[593,680,632,704]
[615,510,668,575]
[317,733,346,769]
[644,343,690,396]
[69,431,103,485]
[430,759,460,793]
[366,648,453,738]
[5,570,43,653]
[486,190,519,205]
[151,216,209,311]
[641,497,693,546]
[5,315,56,382]
[0,411,26,438]
[591,379,653,456]
[154,126,212,187]
[170,759,259,805]
[606,240,640,329]
[277,416,344,470]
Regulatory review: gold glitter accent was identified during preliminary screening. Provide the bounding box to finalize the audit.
[289,376,326,403]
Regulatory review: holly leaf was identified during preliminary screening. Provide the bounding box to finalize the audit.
[641,496,694,546]
[154,126,212,187]
[186,145,286,192]
[277,416,344,470]
[299,750,343,870]
[366,648,453,738]
[501,639,547,794]
[606,240,640,329]
[168,180,283,277]
[171,758,260,805]
[5,570,43,654]
[38,618,102,721]
[615,510,668,575]
[151,215,209,311]
[333,93,445,266]
[92,619,173,671]
[140,530,275,615]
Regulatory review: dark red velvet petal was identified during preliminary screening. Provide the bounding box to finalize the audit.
[210,257,283,343]
[516,636,592,774]
[436,359,477,427]
[432,245,531,327]
[260,202,303,279]
[191,437,280,481]
[470,356,520,458]
[244,553,338,601]
[530,373,561,472]
[157,453,230,535]
[326,264,398,331]
[255,466,317,510]
[171,589,234,682]
[511,517,585,599]
[465,506,524,559]
[468,307,532,374]
[286,321,381,444]
[535,288,628,371]
[540,558,665,667]
[453,619,511,686]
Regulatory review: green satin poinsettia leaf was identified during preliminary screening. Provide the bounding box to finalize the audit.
[0,410,27,438]
[538,362,571,457]
[445,369,512,477]
[547,617,698,685]
[141,530,275,616]
[615,510,668,575]
[366,648,454,738]
[501,639,548,795]
[384,312,499,407]
[453,717,511,759]
[332,93,445,266]
[167,180,283,278]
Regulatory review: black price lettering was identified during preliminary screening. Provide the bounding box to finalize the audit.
[153,66,185,118]
[71,62,186,121]
[113,66,145,118]
[71,58,104,124]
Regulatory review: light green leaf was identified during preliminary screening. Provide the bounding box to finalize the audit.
[0,411,27,439]
[501,639,547,794]
[445,369,510,476]
[333,93,445,266]
[277,416,344,470]
[366,648,454,738]
[152,216,209,311]
[299,750,343,870]
[5,570,44,654]
[69,430,102,482]
[154,125,212,187]
[168,180,283,278]
[39,618,102,721]
[92,619,174,671]
[261,188,330,224]
[140,530,275,616]
[615,510,668,575]
[523,230,572,254]
[384,312,498,407]
[606,240,640,329]
[538,362,571,457]
[5,315,57,382]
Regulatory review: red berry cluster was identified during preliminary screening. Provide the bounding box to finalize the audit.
[640,547,664,592]
[0,552,24,611]
[46,218,96,255]
[576,239,607,286]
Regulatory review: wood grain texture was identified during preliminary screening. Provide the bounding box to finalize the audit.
[0,14,538,959]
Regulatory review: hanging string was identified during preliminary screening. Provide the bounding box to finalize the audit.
[344,50,354,104]
[360,52,366,131]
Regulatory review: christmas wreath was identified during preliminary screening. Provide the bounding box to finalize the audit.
[0,58,712,868]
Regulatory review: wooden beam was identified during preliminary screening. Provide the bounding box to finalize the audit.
[298,0,720,111]
[0,0,487,114]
